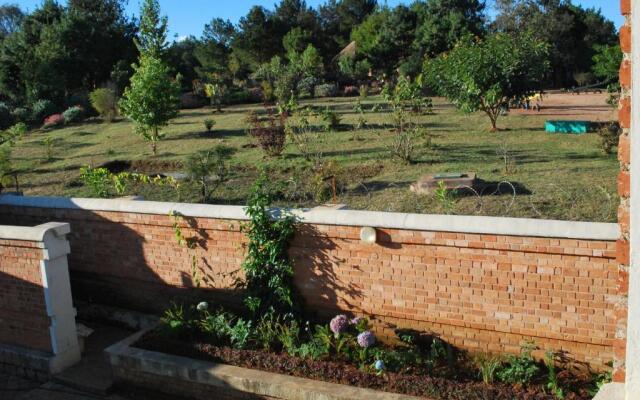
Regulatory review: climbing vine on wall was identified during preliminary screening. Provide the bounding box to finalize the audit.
[240,175,298,317]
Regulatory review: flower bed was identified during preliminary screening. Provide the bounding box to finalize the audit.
[132,302,606,400]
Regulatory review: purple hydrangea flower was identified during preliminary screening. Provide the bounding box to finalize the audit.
[330,315,349,335]
[357,331,376,348]
[350,317,362,325]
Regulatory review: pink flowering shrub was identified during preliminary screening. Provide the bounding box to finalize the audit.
[343,85,359,97]
[43,114,64,128]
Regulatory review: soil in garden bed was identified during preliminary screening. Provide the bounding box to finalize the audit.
[134,331,595,400]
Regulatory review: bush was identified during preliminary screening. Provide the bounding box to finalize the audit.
[185,145,234,202]
[11,107,30,124]
[248,87,264,103]
[297,76,318,98]
[343,86,359,97]
[204,119,215,133]
[319,107,341,131]
[227,89,257,105]
[180,93,207,109]
[43,114,64,128]
[314,83,337,98]
[89,88,118,122]
[247,109,287,157]
[0,103,12,130]
[598,122,621,155]
[31,99,57,124]
[65,93,93,115]
[62,106,85,124]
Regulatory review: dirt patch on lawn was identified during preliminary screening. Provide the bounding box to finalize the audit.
[100,159,183,175]
[511,92,616,121]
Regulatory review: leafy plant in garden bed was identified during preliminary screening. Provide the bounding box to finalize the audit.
[137,301,603,400]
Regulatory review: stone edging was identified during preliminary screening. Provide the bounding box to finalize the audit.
[105,329,424,400]
[0,194,620,240]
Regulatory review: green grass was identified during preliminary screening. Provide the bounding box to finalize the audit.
[9,96,619,222]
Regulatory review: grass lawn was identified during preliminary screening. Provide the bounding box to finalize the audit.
[8,96,619,222]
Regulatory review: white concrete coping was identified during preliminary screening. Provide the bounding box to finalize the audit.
[0,222,70,243]
[0,194,620,241]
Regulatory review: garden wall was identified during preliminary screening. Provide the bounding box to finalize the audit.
[0,195,621,368]
[0,222,80,377]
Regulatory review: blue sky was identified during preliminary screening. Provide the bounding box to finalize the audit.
[15,0,623,40]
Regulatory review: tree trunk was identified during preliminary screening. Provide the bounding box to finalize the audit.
[486,110,499,132]
[151,128,158,156]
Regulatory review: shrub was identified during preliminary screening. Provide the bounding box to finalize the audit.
[297,76,318,98]
[65,93,92,115]
[185,145,234,203]
[314,83,337,98]
[496,342,540,385]
[343,85,359,97]
[62,106,84,124]
[319,107,341,131]
[204,119,215,133]
[248,87,264,103]
[598,122,621,155]
[228,89,262,105]
[11,107,30,124]
[79,166,111,198]
[0,102,12,130]
[474,353,503,384]
[43,114,64,128]
[31,100,57,124]
[89,88,118,122]
[180,93,207,109]
[42,136,54,160]
[359,84,369,100]
[247,109,287,157]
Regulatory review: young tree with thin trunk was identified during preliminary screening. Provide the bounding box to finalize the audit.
[119,0,180,155]
[423,33,549,131]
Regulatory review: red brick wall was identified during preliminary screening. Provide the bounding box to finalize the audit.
[0,205,618,368]
[615,0,632,383]
[0,238,52,352]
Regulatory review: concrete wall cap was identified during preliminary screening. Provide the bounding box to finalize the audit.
[0,194,619,241]
[0,222,70,242]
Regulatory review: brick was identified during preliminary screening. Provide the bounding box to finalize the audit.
[619,132,630,164]
[617,239,630,266]
[620,60,631,90]
[619,97,631,130]
[620,24,632,53]
[618,170,631,198]
[621,0,631,16]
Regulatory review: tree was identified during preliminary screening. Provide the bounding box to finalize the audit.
[424,33,549,131]
[492,0,617,87]
[592,44,623,83]
[412,0,486,58]
[0,4,23,40]
[136,0,168,58]
[234,6,280,67]
[119,55,181,155]
[0,0,136,105]
[195,18,235,78]
[351,5,417,75]
[185,145,234,203]
[592,44,623,106]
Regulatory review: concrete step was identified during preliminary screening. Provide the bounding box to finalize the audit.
[52,322,134,396]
